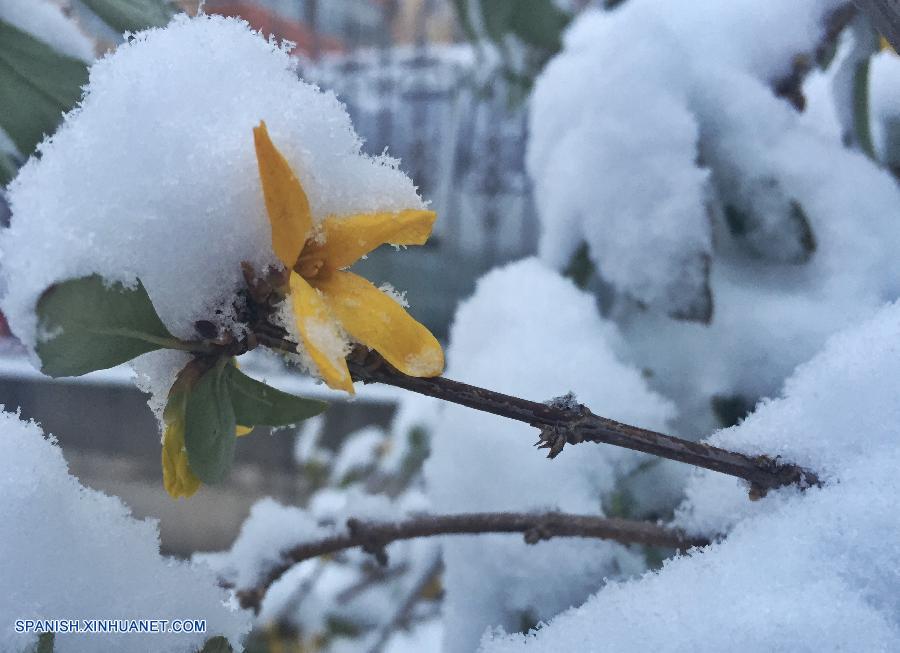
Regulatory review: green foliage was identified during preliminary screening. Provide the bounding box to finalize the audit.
[35,274,179,377]
[79,0,174,34]
[226,363,327,427]
[711,394,756,428]
[563,242,595,289]
[34,632,54,653]
[853,58,877,160]
[0,152,17,187]
[184,358,237,484]
[452,0,571,94]
[0,20,88,156]
[198,635,234,653]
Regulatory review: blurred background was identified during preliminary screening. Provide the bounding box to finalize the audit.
[0,0,552,556]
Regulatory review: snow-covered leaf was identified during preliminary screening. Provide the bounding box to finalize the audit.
[35,274,177,377]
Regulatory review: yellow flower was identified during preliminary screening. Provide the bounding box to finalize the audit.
[253,121,444,393]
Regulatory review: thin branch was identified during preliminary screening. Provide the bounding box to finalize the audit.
[252,335,820,497]
[773,3,857,111]
[367,553,442,653]
[346,350,820,497]
[234,511,708,612]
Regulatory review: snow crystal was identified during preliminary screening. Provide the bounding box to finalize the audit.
[0,0,95,62]
[0,408,250,653]
[424,258,675,652]
[0,14,425,402]
[482,300,900,652]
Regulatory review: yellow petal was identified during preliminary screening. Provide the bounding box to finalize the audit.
[253,121,313,268]
[236,425,253,437]
[301,209,436,273]
[161,417,201,500]
[290,271,355,393]
[314,270,444,377]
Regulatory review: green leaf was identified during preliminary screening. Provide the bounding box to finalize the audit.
[508,0,570,51]
[480,0,516,44]
[79,0,174,34]
[36,274,180,377]
[184,359,236,484]
[0,151,18,187]
[563,242,594,289]
[35,632,54,653]
[198,636,233,653]
[853,58,876,160]
[226,364,327,427]
[0,20,89,156]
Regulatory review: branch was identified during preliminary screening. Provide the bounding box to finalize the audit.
[345,350,820,498]
[367,553,442,653]
[773,3,857,110]
[233,511,708,612]
[253,335,820,497]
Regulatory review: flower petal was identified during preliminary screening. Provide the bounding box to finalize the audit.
[305,209,436,272]
[253,121,313,268]
[314,270,444,377]
[161,418,202,499]
[290,271,355,393]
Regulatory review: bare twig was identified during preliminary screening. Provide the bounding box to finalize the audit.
[252,335,820,497]
[234,511,708,612]
[773,3,857,110]
[345,350,820,498]
[367,553,443,653]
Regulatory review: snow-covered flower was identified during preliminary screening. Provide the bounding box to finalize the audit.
[254,121,444,393]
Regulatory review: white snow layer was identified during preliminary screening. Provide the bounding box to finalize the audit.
[0,409,251,653]
[529,1,900,434]
[0,0,95,62]
[0,14,425,397]
[481,300,900,652]
[424,258,676,653]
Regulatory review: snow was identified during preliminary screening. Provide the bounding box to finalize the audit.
[0,408,250,653]
[0,0,95,62]
[0,14,426,407]
[530,2,900,434]
[481,300,900,652]
[424,258,676,653]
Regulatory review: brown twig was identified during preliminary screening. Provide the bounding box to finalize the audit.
[773,3,857,111]
[234,511,708,612]
[367,553,443,653]
[251,335,820,498]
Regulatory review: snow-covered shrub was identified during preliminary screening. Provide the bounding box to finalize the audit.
[0,408,250,653]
